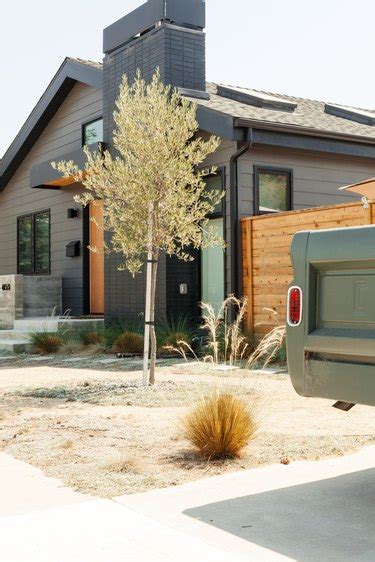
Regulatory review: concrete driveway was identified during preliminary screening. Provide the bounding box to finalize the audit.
[1,447,374,562]
[118,446,375,562]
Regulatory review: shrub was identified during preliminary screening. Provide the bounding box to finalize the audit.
[30,333,62,355]
[113,331,144,355]
[82,332,105,346]
[185,391,258,459]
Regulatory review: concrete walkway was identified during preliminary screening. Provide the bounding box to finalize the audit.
[0,453,243,562]
[1,448,374,561]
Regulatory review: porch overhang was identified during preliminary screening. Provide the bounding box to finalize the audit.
[30,142,105,189]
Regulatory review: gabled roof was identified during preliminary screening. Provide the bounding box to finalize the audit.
[194,83,375,143]
[0,58,102,191]
[2,59,375,192]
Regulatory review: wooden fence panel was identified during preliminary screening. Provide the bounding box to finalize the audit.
[242,200,375,336]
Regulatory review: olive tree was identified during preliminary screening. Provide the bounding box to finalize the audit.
[53,70,222,385]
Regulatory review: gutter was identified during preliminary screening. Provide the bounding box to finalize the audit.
[234,117,375,145]
[229,127,253,298]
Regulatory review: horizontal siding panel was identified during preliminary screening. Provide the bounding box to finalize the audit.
[0,82,102,316]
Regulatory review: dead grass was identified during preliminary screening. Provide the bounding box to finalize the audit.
[58,439,74,450]
[13,379,227,407]
[0,364,374,498]
[185,391,258,459]
[102,451,143,474]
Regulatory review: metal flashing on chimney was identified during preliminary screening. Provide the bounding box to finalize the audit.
[103,0,205,54]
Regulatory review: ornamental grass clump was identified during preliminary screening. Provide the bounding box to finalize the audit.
[82,331,106,346]
[30,333,62,355]
[113,331,144,355]
[185,391,258,459]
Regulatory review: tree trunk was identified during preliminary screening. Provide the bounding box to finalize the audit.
[142,204,154,386]
[149,252,159,386]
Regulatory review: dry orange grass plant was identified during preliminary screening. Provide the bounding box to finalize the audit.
[185,390,258,459]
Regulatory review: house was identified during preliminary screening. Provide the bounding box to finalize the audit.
[1,0,375,330]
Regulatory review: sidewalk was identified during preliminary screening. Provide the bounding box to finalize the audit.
[0,453,245,562]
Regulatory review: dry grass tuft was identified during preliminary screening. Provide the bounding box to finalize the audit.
[247,325,286,370]
[113,332,144,355]
[59,339,84,355]
[185,391,258,459]
[59,439,74,450]
[82,332,106,346]
[31,334,63,355]
[102,451,142,474]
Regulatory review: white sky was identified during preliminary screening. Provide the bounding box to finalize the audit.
[1,0,374,157]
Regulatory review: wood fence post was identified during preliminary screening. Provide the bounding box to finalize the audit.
[245,219,254,333]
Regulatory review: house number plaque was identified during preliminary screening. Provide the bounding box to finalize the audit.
[2,284,11,291]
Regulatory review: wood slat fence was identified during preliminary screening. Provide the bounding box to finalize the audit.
[242,200,375,337]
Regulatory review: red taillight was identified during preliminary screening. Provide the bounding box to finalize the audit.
[287,286,302,326]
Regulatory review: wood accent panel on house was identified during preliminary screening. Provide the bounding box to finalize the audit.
[89,200,104,315]
[242,200,375,336]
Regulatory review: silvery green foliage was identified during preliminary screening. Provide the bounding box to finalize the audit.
[53,70,223,275]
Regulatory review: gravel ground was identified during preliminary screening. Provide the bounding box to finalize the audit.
[0,356,374,497]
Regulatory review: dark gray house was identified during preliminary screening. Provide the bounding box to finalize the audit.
[1,0,375,326]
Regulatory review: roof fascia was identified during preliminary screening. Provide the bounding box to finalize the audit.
[0,59,102,191]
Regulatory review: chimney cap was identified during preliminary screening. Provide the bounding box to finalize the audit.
[103,0,205,54]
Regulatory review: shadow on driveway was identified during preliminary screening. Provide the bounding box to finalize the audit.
[184,468,375,562]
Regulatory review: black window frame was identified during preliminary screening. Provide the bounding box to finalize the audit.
[17,209,51,276]
[199,167,227,304]
[204,168,226,220]
[82,117,104,147]
[254,166,293,216]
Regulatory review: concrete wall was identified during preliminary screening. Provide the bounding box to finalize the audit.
[23,276,62,317]
[0,82,103,315]
[0,275,23,329]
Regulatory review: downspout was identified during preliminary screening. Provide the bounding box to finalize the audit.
[229,127,253,298]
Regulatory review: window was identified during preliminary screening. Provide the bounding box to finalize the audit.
[17,210,50,275]
[82,118,103,146]
[254,167,292,214]
[201,172,225,312]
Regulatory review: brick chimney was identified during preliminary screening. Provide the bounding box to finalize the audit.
[103,0,207,145]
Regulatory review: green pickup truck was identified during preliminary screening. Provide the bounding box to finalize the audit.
[286,178,375,409]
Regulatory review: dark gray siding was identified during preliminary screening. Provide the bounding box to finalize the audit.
[103,23,206,146]
[104,240,167,322]
[0,83,103,315]
[238,146,375,216]
[103,20,205,322]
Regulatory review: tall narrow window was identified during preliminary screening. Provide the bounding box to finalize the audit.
[201,172,225,312]
[17,215,33,274]
[34,211,50,274]
[83,118,103,146]
[17,210,50,275]
[254,167,292,214]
